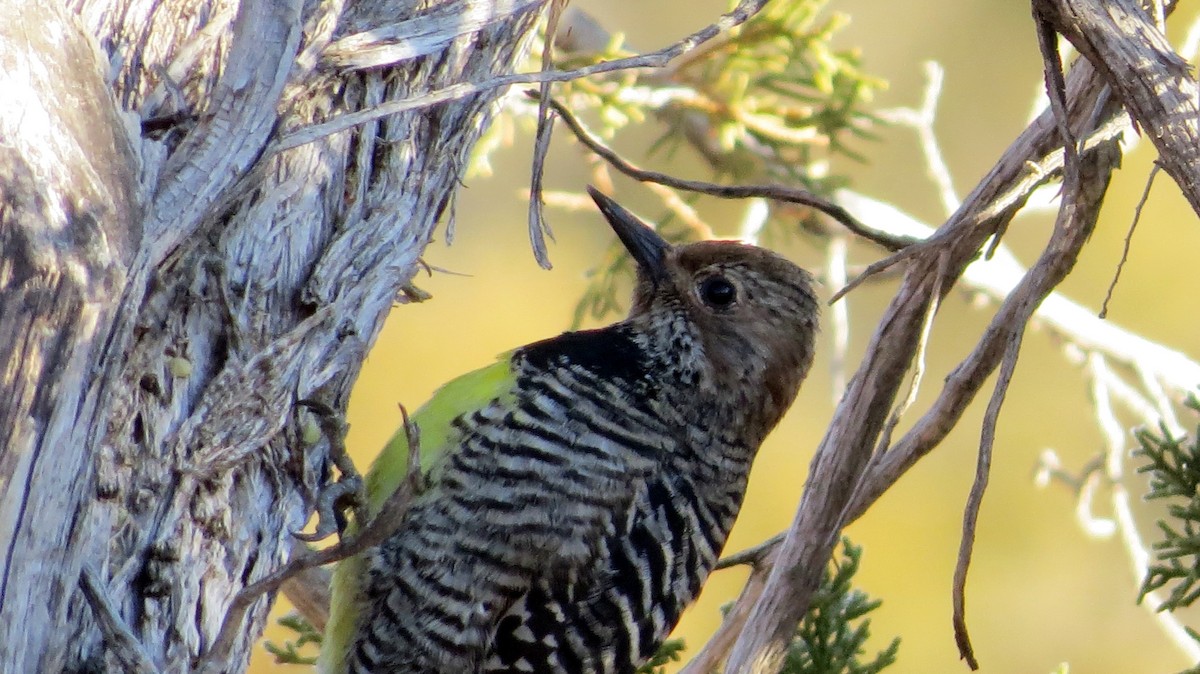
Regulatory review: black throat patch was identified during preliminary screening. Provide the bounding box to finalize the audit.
[516,326,649,387]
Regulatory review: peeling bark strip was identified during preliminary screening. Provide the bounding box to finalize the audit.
[1034,0,1200,214]
[0,0,545,671]
[0,1,141,671]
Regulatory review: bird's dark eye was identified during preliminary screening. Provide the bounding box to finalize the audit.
[698,276,737,308]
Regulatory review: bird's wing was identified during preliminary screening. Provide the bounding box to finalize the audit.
[361,355,517,518]
[322,326,669,673]
[318,355,517,674]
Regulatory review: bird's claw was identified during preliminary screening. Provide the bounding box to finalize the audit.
[293,474,364,542]
[294,399,367,542]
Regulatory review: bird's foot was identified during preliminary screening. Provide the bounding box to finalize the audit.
[294,399,366,542]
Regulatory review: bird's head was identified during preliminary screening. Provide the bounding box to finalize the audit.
[588,187,819,444]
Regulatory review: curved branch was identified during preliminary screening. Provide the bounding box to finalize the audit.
[1035,0,1200,214]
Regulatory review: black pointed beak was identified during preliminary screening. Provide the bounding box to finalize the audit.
[587,186,670,286]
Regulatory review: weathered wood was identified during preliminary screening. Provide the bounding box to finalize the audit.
[0,2,141,671]
[0,0,545,671]
[721,0,1185,669]
[1034,0,1200,215]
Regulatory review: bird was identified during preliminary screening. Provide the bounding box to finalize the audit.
[318,186,819,674]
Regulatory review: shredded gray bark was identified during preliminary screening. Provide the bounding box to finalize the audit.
[0,1,544,671]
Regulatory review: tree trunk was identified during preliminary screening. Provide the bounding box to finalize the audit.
[0,0,545,671]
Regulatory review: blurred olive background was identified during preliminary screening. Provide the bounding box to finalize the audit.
[251,2,1200,672]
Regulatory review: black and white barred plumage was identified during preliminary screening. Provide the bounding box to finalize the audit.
[323,189,818,674]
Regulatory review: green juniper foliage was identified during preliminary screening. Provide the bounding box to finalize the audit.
[264,613,321,666]
[631,537,898,674]
[634,638,687,674]
[783,538,898,674]
[547,0,884,327]
[550,0,882,185]
[649,0,882,179]
[1136,396,1200,626]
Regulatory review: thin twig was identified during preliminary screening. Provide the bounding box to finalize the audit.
[526,0,569,269]
[1035,7,1078,158]
[953,10,1082,667]
[950,16,1087,665]
[980,1,1073,263]
[1100,164,1159,318]
[826,235,850,401]
[874,250,948,455]
[881,61,959,216]
[542,95,913,250]
[715,533,783,570]
[952,332,1022,670]
[273,0,774,154]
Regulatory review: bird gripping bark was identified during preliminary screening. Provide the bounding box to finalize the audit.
[320,187,819,674]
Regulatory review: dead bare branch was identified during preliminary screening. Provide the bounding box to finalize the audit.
[542,95,912,250]
[1034,0,1200,214]
[720,21,1125,674]
[274,0,775,156]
